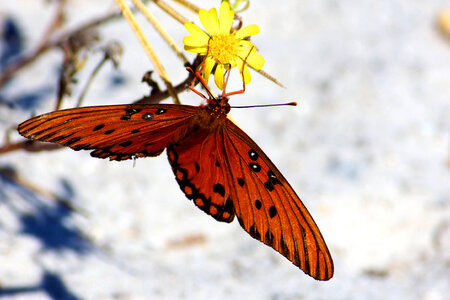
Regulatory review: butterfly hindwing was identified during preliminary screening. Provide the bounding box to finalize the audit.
[18,104,199,161]
[167,128,235,223]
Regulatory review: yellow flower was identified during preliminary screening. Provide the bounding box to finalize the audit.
[183,1,264,90]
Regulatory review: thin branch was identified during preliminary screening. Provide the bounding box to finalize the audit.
[0,140,61,155]
[134,69,195,104]
[0,11,122,89]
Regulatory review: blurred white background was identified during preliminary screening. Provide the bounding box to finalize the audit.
[0,0,449,299]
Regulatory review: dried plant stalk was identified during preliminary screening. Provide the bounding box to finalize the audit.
[131,0,189,63]
[114,0,180,104]
[150,0,189,24]
[171,0,201,14]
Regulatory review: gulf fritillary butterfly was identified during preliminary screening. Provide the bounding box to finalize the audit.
[17,70,333,280]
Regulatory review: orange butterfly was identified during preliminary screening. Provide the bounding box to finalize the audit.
[17,71,333,280]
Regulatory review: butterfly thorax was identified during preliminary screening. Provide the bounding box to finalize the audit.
[194,95,230,128]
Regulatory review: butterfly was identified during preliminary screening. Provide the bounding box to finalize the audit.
[17,70,333,280]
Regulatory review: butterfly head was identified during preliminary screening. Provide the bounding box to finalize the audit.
[202,94,231,119]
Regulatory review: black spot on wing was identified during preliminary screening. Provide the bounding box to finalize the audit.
[121,108,142,120]
[51,133,74,142]
[219,197,234,222]
[280,234,290,257]
[155,108,167,115]
[66,137,81,146]
[40,131,58,141]
[249,163,261,172]
[213,183,225,197]
[249,224,261,240]
[237,178,245,186]
[142,113,153,120]
[269,206,277,218]
[265,180,275,191]
[255,200,262,210]
[120,141,132,147]
[93,124,105,131]
[264,229,274,246]
[71,144,91,151]
[248,149,259,161]
[265,170,281,192]
[104,129,115,135]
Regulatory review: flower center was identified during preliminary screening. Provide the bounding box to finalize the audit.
[208,34,239,65]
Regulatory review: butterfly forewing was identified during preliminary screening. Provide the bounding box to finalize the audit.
[223,119,333,280]
[166,117,333,280]
[18,104,199,161]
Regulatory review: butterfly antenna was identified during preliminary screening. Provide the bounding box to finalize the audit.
[231,102,298,108]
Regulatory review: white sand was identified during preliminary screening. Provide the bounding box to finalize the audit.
[1,0,449,299]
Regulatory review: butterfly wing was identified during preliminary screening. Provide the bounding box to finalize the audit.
[18,104,199,161]
[223,119,333,280]
[167,119,333,280]
[167,127,235,223]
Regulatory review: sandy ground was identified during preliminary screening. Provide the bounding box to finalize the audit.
[0,0,449,299]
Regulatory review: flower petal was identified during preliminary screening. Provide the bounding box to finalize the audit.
[219,1,234,34]
[200,8,219,35]
[228,56,238,68]
[235,24,260,39]
[236,47,265,69]
[235,59,251,84]
[214,63,225,90]
[184,45,208,55]
[242,65,251,84]
[183,35,209,48]
[246,51,265,69]
[238,39,254,48]
[202,56,215,85]
[185,23,209,38]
